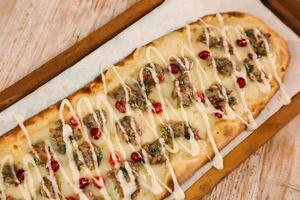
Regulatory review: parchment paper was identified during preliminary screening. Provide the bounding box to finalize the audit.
[0,0,299,194]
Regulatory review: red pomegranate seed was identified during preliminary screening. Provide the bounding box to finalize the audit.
[115,101,126,113]
[169,63,179,74]
[151,102,162,114]
[66,196,77,200]
[109,153,121,166]
[16,169,25,182]
[92,176,104,189]
[79,177,90,189]
[50,160,60,172]
[157,74,165,82]
[131,152,142,162]
[237,77,246,88]
[143,74,150,81]
[198,50,210,59]
[195,91,205,103]
[90,128,101,140]
[236,39,247,47]
[214,112,223,119]
[69,117,79,127]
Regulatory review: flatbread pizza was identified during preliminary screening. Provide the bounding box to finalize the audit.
[0,12,290,200]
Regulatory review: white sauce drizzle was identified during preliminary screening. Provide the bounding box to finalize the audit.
[3,13,290,200]
[253,28,291,104]
[117,162,137,200]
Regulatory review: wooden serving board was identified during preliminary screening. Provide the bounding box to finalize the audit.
[261,0,300,36]
[0,0,299,199]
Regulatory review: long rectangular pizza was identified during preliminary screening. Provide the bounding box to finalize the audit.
[0,12,290,200]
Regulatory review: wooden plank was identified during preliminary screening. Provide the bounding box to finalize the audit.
[0,0,140,92]
[261,0,300,36]
[0,0,164,112]
[185,93,300,199]
[201,114,300,199]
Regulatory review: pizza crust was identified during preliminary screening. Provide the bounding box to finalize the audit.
[0,11,290,200]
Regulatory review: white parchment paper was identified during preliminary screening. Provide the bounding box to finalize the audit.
[0,0,299,193]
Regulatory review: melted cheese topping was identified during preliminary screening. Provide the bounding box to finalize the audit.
[0,13,290,200]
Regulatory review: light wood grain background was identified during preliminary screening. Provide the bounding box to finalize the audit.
[0,1,299,199]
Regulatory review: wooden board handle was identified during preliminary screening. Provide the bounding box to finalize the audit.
[261,0,300,36]
[0,0,165,112]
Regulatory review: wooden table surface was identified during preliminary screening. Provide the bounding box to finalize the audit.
[0,1,299,199]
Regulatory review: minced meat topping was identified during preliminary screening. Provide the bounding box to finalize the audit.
[205,83,236,110]
[172,72,194,107]
[116,115,142,144]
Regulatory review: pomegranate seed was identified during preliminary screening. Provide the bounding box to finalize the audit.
[115,101,126,113]
[236,39,247,47]
[79,177,90,189]
[237,77,246,88]
[157,74,165,82]
[90,128,101,140]
[69,117,79,127]
[169,63,179,74]
[143,74,150,81]
[131,152,142,162]
[92,176,104,189]
[195,91,205,103]
[50,160,60,172]
[16,169,25,182]
[151,102,162,114]
[109,153,121,166]
[66,197,77,200]
[198,50,210,59]
[214,112,223,119]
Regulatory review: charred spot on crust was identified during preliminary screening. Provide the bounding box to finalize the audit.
[243,58,263,82]
[226,11,245,17]
[116,116,142,144]
[160,121,201,144]
[245,28,271,57]
[205,83,236,110]
[115,52,135,66]
[142,140,166,165]
[111,84,148,111]
[172,72,194,107]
